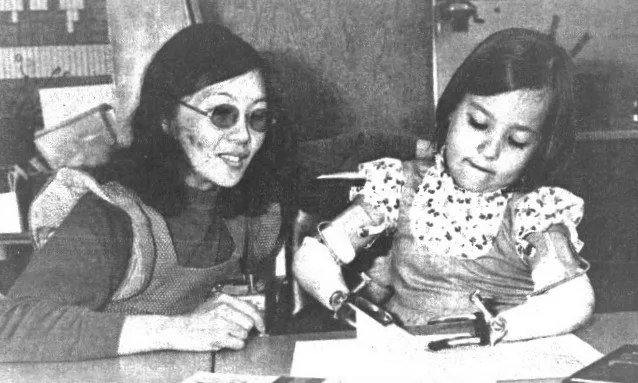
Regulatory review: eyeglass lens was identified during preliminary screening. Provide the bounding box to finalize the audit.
[209,104,271,133]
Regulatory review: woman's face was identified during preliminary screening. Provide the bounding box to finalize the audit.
[445,88,550,193]
[169,70,268,189]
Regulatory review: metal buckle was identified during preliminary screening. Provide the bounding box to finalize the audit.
[426,289,506,350]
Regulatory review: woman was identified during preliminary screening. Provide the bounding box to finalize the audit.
[0,23,291,362]
[0,21,432,362]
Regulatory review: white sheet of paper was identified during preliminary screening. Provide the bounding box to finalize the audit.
[181,371,343,383]
[180,371,278,383]
[291,309,603,383]
[39,84,114,130]
[353,305,465,354]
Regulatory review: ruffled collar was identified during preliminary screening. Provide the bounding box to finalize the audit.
[410,153,512,259]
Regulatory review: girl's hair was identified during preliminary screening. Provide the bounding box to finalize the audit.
[98,23,295,216]
[434,28,576,190]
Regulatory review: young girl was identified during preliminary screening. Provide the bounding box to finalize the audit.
[294,28,594,344]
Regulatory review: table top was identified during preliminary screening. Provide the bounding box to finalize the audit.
[1,311,637,383]
[215,311,638,377]
[0,350,212,383]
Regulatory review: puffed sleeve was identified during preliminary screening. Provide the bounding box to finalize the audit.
[349,158,405,231]
[512,186,584,262]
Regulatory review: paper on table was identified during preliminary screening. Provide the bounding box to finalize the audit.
[181,371,342,383]
[353,305,466,354]
[291,308,603,382]
[180,371,277,383]
[292,335,602,382]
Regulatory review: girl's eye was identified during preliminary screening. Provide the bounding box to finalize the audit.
[508,137,529,149]
[468,115,488,130]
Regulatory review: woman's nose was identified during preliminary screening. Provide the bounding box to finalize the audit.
[225,115,251,144]
[477,136,501,159]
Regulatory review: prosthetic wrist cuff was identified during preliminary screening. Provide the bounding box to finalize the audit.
[316,204,386,265]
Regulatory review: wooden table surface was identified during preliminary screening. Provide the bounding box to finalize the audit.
[1,311,637,383]
[214,311,638,378]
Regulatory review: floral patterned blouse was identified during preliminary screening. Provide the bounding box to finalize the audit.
[350,154,585,325]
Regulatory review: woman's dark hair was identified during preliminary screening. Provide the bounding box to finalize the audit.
[434,28,576,190]
[99,23,294,216]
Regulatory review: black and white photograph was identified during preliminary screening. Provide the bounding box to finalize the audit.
[0,1,637,382]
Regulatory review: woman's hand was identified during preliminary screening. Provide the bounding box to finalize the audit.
[118,293,264,355]
[172,293,265,351]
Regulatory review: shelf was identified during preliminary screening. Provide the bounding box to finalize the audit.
[576,129,638,141]
[0,232,31,246]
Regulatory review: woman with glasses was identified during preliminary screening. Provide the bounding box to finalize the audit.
[0,21,433,362]
[0,23,292,362]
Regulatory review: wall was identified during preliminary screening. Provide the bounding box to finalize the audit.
[200,0,434,141]
[435,0,638,136]
[2,1,435,166]
[106,0,192,146]
[0,0,112,167]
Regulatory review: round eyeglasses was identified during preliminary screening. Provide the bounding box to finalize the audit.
[178,100,275,133]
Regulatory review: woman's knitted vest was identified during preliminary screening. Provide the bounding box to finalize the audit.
[28,168,281,314]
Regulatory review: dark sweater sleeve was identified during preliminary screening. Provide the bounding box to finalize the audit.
[0,193,133,362]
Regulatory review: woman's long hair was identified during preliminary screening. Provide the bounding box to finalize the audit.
[97,23,295,217]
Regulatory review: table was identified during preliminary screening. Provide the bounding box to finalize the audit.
[215,311,638,380]
[0,312,637,383]
[0,350,211,383]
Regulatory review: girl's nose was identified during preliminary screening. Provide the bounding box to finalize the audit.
[477,136,501,160]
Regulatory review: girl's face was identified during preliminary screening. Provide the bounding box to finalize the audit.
[168,70,268,190]
[445,88,550,193]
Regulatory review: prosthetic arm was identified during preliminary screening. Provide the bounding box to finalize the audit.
[292,202,386,311]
